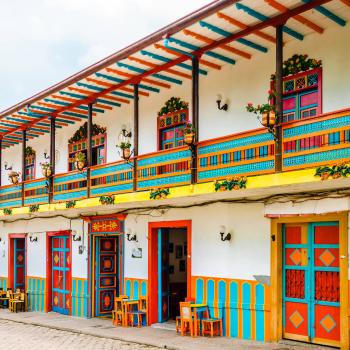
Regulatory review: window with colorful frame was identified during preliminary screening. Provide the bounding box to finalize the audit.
[25,146,36,181]
[282,67,322,123]
[68,123,107,171]
[157,109,189,150]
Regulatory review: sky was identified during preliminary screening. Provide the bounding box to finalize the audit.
[0,0,210,111]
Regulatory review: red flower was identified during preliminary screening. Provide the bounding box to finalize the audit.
[247,102,253,107]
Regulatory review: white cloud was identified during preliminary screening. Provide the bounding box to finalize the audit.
[0,0,209,110]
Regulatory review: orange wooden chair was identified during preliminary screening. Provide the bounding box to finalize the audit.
[201,309,223,337]
[112,295,128,326]
[126,296,147,327]
[179,302,199,337]
[176,298,195,333]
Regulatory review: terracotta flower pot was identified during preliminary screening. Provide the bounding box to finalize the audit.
[75,161,85,171]
[122,148,131,159]
[184,132,195,145]
[42,167,52,178]
[9,175,19,184]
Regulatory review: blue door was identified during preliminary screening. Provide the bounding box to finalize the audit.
[158,229,170,322]
[13,238,25,291]
[95,236,118,317]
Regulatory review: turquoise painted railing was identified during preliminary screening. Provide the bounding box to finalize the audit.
[197,128,275,182]
[0,184,22,209]
[90,160,133,197]
[137,146,192,190]
[53,170,88,202]
[282,109,350,170]
[24,178,49,206]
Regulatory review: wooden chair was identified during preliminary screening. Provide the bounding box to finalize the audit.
[179,302,199,337]
[176,299,194,333]
[201,309,223,337]
[9,292,25,313]
[0,290,11,309]
[112,296,128,326]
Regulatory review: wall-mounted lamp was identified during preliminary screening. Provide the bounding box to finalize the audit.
[29,233,38,243]
[219,225,231,242]
[72,232,82,242]
[126,229,138,242]
[43,152,50,160]
[4,162,12,171]
[216,95,228,111]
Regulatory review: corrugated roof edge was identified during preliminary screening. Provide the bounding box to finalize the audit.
[0,0,238,119]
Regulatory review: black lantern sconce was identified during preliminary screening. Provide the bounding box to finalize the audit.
[29,233,38,243]
[219,225,231,242]
[4,162,12,171]
[216,95,228,111]
[72,232,82,242]
[126,229,138,242]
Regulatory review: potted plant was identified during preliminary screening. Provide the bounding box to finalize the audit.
[40,162,52,178]
[74,152,86,171]
[183,123,196,145]
[117,141,132,160]
[158,97,189,117]
[246,102,276,129]
[8,171,20,184]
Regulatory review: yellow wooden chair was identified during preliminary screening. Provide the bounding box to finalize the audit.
[0,290,11,309]
[179,302,199,337]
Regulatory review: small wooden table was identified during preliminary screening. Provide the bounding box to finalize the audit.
[122,299,139,327]
[190,303,208,337]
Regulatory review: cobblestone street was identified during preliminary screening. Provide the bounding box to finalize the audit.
[0,320,159,350]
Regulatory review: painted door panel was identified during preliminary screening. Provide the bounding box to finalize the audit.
[52,236,71,315]
[282,223,340,346]
[95,236,118,317]
[14,238,25,291]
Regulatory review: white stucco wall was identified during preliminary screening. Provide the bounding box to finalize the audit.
[1,23,350,185]
[0,217,88,279]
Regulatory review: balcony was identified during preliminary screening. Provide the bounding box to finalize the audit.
[1,108,349,210]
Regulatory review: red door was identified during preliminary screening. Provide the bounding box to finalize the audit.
[283,222,340,347]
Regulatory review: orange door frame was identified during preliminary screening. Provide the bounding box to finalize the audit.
[148,220,192,325]
[8,233,27,290]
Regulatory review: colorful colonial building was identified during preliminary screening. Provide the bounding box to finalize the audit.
[0,0,349,348]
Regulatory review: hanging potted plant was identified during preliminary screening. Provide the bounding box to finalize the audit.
[183,123,196,145]
[8,171,20,184]
[246,102,276,129]
[74,152,86,171]
[117,141,132,160]
[40,162,52,178]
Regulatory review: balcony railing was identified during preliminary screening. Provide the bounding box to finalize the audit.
[1,108,349,209]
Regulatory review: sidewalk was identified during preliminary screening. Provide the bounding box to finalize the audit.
[0,310,330,350]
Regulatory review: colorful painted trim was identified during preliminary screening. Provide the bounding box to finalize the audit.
[72,277,88,317]
[27,276,46,312]
[0,276,7,290]
[192,276,270,341]
[124,278,147,299]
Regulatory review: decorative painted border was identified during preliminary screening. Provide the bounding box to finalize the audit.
[138,149,191,167]
[27,276,46,312]
[192,276,270,341]
[0,276,7,290]
[124,278,147,299]
[137,174,191,189]
[72,277,88,318]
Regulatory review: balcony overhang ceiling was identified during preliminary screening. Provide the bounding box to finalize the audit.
[0,0,349,149]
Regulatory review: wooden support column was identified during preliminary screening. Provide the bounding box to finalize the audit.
[133,83,139,192]
[49,116,56,203]
[191,56,199,184]
[275,24,283,173]
[86,103,93,197]
[21,129,26,206]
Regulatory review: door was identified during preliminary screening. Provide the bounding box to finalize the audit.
[160,125,185,150]
[158,229,170,322]
[283,222,340,347]
[13,238,25,291]
[95,236,118,317]
[52,235,71,315]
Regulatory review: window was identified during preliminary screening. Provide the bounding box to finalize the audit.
[282,68,322,123]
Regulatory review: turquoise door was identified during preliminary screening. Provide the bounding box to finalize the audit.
[13,238,25,291]
[158,228,170,322]
[283,222,340,346]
